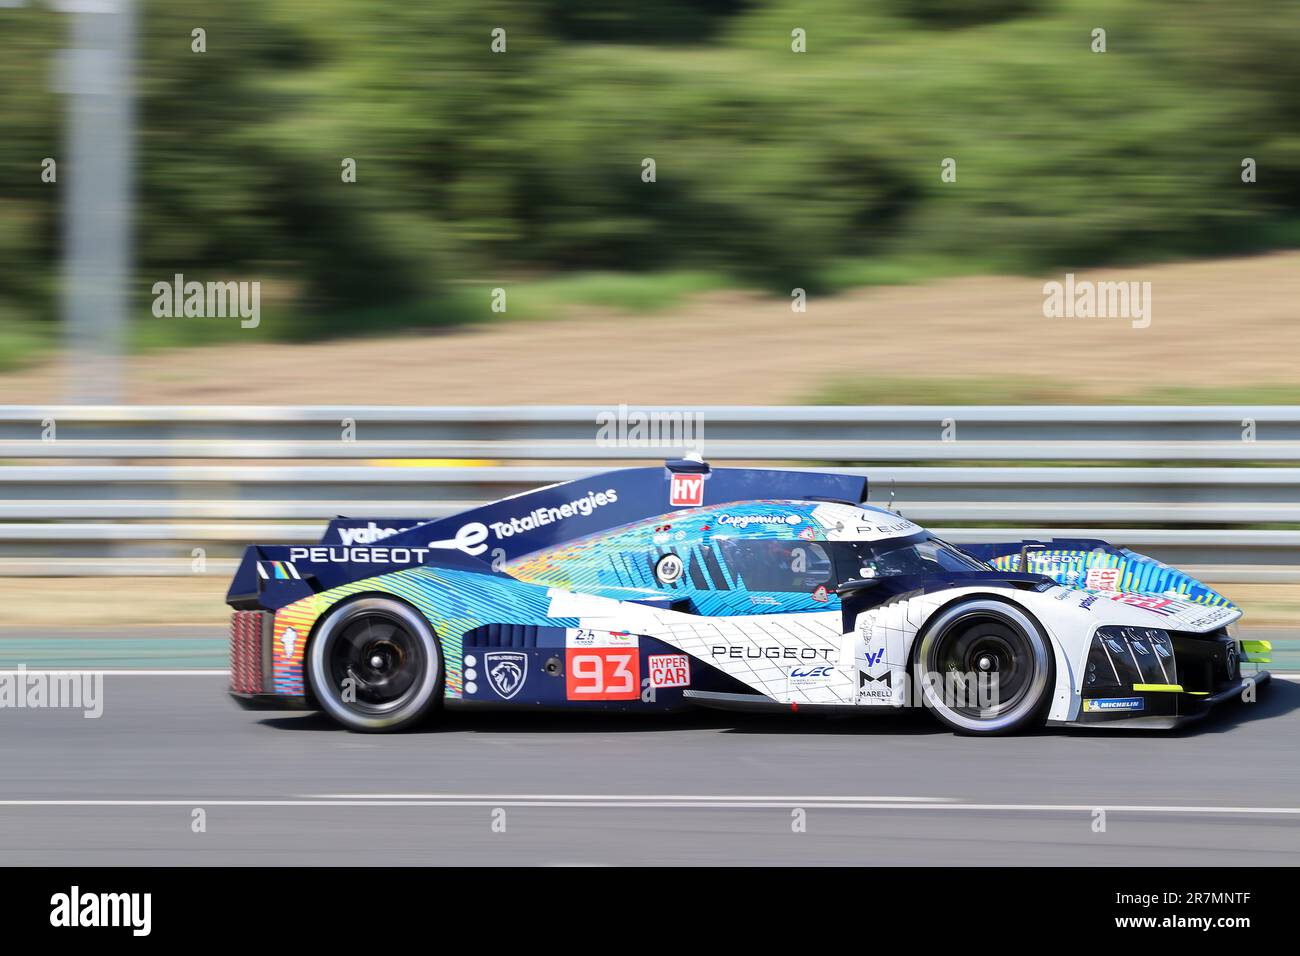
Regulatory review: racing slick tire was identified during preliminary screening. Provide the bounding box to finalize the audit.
[306,596,443,732]
[914,598,1054,735]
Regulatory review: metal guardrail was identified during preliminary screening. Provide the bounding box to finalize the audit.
[1,405,1298,579]
[0,403,1297,455]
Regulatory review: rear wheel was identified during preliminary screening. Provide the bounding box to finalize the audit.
[307,597,442,732]
[915,599,1054,735]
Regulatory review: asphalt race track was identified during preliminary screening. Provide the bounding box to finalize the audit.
[0,672,1297,865]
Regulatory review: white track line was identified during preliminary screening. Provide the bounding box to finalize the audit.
[0,797,1295,815]
[305,796,1300,814]
[311,793,950,802]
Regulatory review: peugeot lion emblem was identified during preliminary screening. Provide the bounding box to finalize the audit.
[483,651,528,700]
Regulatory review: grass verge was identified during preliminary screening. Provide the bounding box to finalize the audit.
[808,377,1300,406]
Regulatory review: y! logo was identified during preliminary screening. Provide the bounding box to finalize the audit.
[863,648,886,668]
[670,474,705,508]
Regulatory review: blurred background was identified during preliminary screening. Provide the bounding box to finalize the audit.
[0,0,1297,404]
[0,0,1297,647]
[0,3,1297,872]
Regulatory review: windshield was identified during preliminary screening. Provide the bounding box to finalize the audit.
[833,533,989,580]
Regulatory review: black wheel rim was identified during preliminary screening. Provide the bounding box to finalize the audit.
[930,616,1034,718]
[326,611,426,715]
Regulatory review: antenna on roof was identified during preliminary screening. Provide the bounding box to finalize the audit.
[889,479,900,515]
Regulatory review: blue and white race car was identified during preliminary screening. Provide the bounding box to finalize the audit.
[226,461,1270,733]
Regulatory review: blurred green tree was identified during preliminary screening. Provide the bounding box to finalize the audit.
[0,0,1295,356]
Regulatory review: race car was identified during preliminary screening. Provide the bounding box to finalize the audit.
[225,460,1270,734]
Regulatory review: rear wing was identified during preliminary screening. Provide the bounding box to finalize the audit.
[321,461,867,562]
[224,532,502,610]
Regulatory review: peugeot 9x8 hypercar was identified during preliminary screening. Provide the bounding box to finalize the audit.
[226,461,1269,734]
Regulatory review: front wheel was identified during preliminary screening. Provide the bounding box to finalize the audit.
[914,599,1054,735]
[307,597,442,732]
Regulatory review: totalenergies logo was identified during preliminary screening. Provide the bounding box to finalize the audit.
[428,489,620,555]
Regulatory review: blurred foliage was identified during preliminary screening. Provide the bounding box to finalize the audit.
[542,0,750,44]
[890,0,1044,29]
[0,0,1296,354]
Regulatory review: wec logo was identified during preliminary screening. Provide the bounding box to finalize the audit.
[790,665,833,679]
[787,663,835,688]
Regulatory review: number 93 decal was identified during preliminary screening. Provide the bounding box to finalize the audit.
[565,649,640,700]
[563,629,642,701]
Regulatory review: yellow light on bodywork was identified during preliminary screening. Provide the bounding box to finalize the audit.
[1241,640,1272,663]
[1133,683,1183,693]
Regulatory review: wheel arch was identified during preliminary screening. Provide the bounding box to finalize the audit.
[304,589,441,656]
[905,590,1056,673]
[905,589,1067,731]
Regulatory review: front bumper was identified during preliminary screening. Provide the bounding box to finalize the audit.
[1058,671,1271,729]
[1067,625,1269,728]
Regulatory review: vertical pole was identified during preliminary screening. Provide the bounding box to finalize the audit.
[60,0,133,403]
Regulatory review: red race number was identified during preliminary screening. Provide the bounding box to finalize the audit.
[565,649,640,700]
